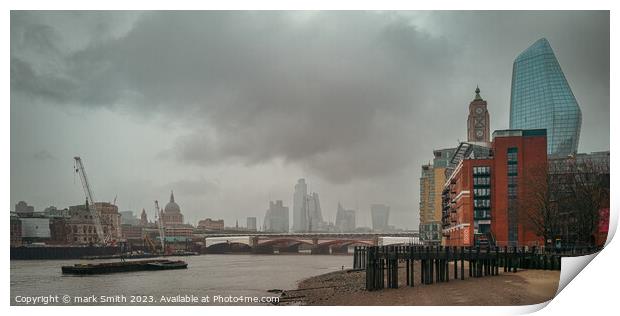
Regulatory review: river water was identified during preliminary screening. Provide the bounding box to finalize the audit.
[10,254,352,306]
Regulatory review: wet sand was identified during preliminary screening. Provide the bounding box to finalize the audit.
[278,262,560,306]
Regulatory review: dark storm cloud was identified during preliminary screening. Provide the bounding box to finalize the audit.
[11,11,460,183]
[11,11,609,187]
[11,11,609,228]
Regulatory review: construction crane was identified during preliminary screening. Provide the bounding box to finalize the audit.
[73,156,106,245]
[143,235,158,254]
[154,200,166,253]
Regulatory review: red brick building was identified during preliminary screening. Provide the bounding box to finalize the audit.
[442,129,547,247]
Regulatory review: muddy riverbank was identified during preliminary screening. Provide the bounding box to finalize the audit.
[278,262,560,306]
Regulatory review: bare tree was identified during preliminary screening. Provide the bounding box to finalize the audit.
[521,162,562,247]
[562,158,609,247]
[521,157,609,250]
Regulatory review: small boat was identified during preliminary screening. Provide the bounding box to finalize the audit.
[61,259,188,275]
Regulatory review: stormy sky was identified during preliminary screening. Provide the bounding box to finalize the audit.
[10,11,609,229]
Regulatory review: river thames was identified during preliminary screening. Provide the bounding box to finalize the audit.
[11,254,352,306]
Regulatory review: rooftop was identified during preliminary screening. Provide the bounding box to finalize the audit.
[492,129,547,139]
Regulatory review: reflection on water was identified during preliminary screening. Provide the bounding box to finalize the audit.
[11,254,351,306]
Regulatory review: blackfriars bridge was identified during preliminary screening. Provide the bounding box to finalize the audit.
[202,232,421,254]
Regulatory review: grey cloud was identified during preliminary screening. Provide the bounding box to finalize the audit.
[10,11,609,229]
[162,177,220,197]
[12,11,460,183]
[33,150,56,161]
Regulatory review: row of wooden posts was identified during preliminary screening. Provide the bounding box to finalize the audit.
[353,245,562,291]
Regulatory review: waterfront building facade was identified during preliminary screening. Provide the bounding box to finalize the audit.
[19,217,51,241]
[66,202,122,244]
[442,129,547,247]
[419,164,435,242]
[197,218,225,230]
[44,206,69,218]
[419,147,458,245]
[15,201,34,215]
[10,213,22,247]
[95,202,122,241]
[509,38,582,157]
[164,226,193,238]
[121,224,143,239]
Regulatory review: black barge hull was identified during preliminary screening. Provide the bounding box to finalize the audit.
[61,259,188,275]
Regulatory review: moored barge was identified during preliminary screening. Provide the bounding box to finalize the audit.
[61,259,188,275]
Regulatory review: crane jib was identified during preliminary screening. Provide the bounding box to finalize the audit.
[73,156,107,246]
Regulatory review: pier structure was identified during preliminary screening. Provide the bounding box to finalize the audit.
[353,245,579,291]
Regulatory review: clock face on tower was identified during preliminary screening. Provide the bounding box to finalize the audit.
[475,118,484,127]
[467,88,489,143]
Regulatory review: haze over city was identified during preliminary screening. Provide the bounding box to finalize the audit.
[11,11,609,229]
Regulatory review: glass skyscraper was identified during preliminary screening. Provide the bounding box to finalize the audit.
[509,38,582,157]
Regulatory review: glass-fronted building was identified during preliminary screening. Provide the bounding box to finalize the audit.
[509,38,582,157]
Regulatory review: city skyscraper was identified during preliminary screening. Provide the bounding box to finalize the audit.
[371,204,390,232]
[246,217,257,231]
[292,179,326,232]
[292,179,308,232]
[306,192,325,231]
[335,203,356,232]
[263,200,289,233]
[509,38,582,157]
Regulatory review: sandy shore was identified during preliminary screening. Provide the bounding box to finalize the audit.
[277,262,560,306]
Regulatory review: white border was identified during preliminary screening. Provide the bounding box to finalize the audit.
[3,1,617,316]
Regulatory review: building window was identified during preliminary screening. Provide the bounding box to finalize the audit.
[507,152,518,163]
[473,166,491,175]
[508,164,518,175]
[508,176,518,186]
[508,186,518,197]
[507,147,518,246]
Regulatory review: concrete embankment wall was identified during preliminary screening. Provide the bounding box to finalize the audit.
[10,246,121,260]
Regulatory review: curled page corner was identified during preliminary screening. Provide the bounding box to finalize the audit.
[555,251,600,295]
[520,300,553,315]
[521,249,605,315]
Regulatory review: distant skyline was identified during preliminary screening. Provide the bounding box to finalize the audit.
[10,11,609,229]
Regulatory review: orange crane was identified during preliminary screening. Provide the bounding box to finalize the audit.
[143,234,158,254]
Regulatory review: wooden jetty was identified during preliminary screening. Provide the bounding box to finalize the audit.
[353,245,564,291]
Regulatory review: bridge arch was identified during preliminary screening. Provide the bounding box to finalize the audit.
[317,239,374,247]
[205,236,251,248]
[257,238,314,247]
